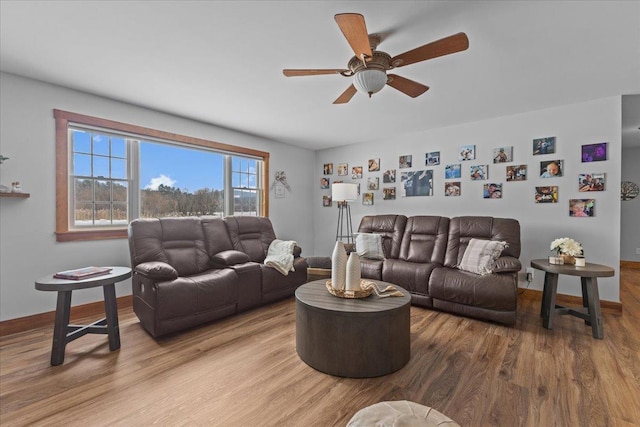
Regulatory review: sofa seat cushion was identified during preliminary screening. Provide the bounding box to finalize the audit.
[261,257,309,297]
[429,267,517,311]
[382,259,437,296]
[155,269,239,321]
[360,258,383,280]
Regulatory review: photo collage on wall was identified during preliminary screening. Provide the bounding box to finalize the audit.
[318,134,608,213]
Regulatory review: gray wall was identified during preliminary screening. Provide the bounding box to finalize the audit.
[314,97,622,302]
[621,146,640,261]
[0,72,316,321]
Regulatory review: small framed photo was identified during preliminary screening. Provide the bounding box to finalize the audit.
[579,173,605,191]
[352,166,363,179]
[459,145,476,161]
[506,164,527,181]
[399,155,412,169]
[470,165,488,180]
[368,158,380,172]
[483,183,503,199]
[533,136,556,155]
[323,163,333,175]
[383,169,396,183]
[445,163,462,179]
[540,160,563,178]
[337,163,348,176]
[426,151,441,166]
[493,146,513,163]
[570,199,595,217]
[401,170,434,197]
[363,192,374,205]
[322,195,332,207]
[383,187,396,200]
[320,177,330,189]
[581,142,607,162]
[445,181,461,196]
[367,177,379,190]
[535,186,558,203]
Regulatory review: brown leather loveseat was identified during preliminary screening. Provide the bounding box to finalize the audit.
[128,216,308,337]
[357,215,521,325]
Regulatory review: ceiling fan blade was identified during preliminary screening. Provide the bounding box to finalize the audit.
[283,69,348,77]
[391,32,469,67]
[333,84,358,104]
[334,13,373,59]
[386,74,429,98]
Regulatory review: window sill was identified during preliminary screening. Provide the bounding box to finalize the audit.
[56,229,127,242]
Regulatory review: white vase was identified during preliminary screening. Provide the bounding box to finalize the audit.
[331,241,347,290]
[345,252,362,291]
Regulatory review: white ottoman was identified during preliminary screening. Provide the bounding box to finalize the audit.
[347,401,460,427]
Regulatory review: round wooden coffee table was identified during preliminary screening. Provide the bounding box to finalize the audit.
[295,279,411,378]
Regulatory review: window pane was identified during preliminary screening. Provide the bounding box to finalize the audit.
[139,141,224,218]
[74,179,93,202]
[111,158,126,179]
[93,134,109,156]
[113,181,128,202]
[111,137,126,158]
[233,189,258,216]
[93,156,109,178]
[113,203,128,223]
[232,172,241,187]
[94,203,111,223]
[95,180,111,202]
[74,202,93,225]
[73,154,92,177]
[72,129,91,153]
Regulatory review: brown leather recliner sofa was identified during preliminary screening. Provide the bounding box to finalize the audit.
[357,215,521,325]
[127,216,308,338]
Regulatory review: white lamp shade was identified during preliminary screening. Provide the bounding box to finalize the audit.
[353,69,387,96]
[332,183,358,202]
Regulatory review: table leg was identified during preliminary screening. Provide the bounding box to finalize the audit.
[103,283,121,351]
[581,277,591,326]
[540,271,551,317]
[51,290,72,366]
[584,277,604,339]
[542,272,558,330]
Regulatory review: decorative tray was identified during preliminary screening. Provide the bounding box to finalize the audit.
[326,280,374,299]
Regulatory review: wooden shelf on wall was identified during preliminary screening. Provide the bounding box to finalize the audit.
[0,192,30,198]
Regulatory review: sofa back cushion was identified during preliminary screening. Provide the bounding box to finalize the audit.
[444,216,521,268]
[201,216,235,256]
[225,216,276,263]
[399,216,450,264]
[128,217,211,276]
[357,215,407,260]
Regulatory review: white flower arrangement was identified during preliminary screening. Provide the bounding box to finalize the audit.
[550,237,583,256]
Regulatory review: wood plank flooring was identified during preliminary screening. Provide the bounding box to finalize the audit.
[1,268,639,426]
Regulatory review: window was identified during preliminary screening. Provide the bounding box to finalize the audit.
[55,110,269,242]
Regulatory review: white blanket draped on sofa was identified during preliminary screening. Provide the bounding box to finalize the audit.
[264,239,297,275]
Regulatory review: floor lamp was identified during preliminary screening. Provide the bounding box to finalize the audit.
[332,183,358,244]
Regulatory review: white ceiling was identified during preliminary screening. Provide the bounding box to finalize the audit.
[1,1,639,150]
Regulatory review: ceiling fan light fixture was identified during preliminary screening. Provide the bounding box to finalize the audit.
[353,69,387,97]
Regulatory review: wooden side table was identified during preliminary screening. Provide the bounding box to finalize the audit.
[530,259,614,339]
[35,267,132,365]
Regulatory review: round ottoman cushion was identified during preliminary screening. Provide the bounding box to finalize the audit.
[347,401,459,427]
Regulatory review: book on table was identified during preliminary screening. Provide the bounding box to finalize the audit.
[53,266,113,280]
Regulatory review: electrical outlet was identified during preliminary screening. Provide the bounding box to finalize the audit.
[526,267,534,282]
[636,248,640,255]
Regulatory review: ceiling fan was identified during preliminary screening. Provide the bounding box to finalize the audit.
[283,13,469,104]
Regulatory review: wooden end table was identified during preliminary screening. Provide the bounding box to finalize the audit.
[530,259,614,339]
[295,279,411,378]
[35,266,132,365]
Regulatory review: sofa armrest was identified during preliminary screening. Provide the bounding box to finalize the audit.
[492,256,522,273]
[211,250,251,267]
[134,261,179,280]
[293,245,302,258]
